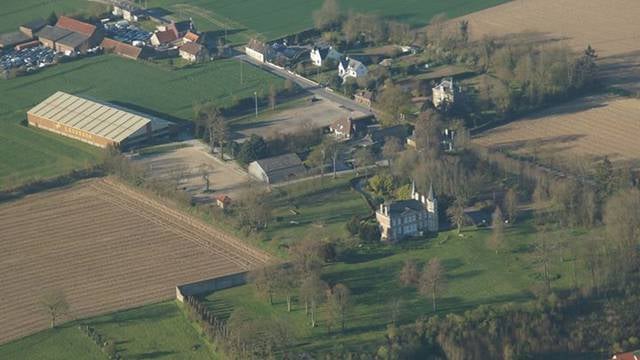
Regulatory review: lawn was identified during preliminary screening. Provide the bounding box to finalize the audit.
[203,177,592,355]
[0,301,218,359]
[0,55,283,189]
[148,0,511,41]
[263,177,373,252]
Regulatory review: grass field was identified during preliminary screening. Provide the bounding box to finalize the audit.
[207,222,589,354]
[149,0,510,41]
[0,302,218,359]
[263,177,372,252]
[0,0,85,33]
[203,177,593,355]
[0,55,283,189]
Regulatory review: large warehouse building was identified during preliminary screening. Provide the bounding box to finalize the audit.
[27,91,172,148]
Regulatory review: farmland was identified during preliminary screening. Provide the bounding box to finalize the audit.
[0,0,88,33]
[0,301,219,359]
[0,177,269,344]
[0,55,283,190]
[148,0,510,41]
[473,95,640,166]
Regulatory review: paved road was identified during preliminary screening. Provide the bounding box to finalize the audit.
[235,54,375,116]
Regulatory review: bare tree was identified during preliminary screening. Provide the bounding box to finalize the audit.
[300,275,328,328]
[276,266,298,312]
[354,147,375,176]
[448,195,467,235]
[503,188,518,224]
[322,137,344,178]
[237,187,272,232]
[382,137,402,168]
[169,164,189,188]
[604,188,640,281]
[248,264,279,304]
[313,0,341,30]
[418,258,447,312]
[399,259,419,286]
[388,298,402,325]
[41,289,70,328]
[488,207,505,254]
[199,164,212,192]
[534,227,557,293]
[204,106,228,159]
[326,283,351,332]
[269,84,277,111]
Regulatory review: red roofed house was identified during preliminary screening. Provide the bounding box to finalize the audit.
[216,195,231,209]
[150,30,178,46]
[55,16,103,47]
[612,350,640,360]
[183,31,200,44]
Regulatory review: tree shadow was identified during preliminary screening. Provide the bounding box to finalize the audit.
[131,351,177,359]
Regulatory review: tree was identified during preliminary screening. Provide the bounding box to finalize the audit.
[307,142,328,178]
[276,266,298,312]
[313,0,341,31]
[418,258,447,312]
[534,227,556,293]
[200,105,228,159]
[377,83,410,125]
[269,84,277,110]
[41,289,70,328]
[354,147,375,176]
[300,275,328,327]
[326,283,351,332]
[503,188,519,224]
[399,259,419,286]
[290,237,325,276]
[382,137,402,167]
[414,110,443,156]
[248,264,279,304]
[323,137,343,178]
[488,207,505,254]
[237,135,268,164]
[458,20,470,43]
[47,11,58,26]
[199,164,212,192]
[388,298,402,325]
[447,195,467,235]
[236,187,272,232]
[604,188,640,279]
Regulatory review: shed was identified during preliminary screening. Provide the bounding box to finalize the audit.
[19,18,47,38]
[248,153,306,184]
[0,32,32,49]
[36,25,73,49]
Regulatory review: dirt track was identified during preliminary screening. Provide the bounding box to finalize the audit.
[473,95,640,164]
[0,178,269,344]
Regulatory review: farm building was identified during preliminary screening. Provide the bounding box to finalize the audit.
[0,31,32,49]
[432,78,456,109]
[150,30,178,46]
[55,16,104,48]
[19,18,47,38]
[27,91,172,148]
[101,38,148,60]
[245,39,274,63]
[36,25,73,49]
[248,153,306,184]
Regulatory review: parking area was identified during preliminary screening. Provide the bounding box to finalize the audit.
[132,140,256,201]
[0,46,55,71]
[104,21,151,45]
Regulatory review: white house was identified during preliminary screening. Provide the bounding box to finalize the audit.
[338,57,368,82]
[310,46,341,67]
[432,78,456,109]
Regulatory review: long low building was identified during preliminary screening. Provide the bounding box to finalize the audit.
[27,91,172,148]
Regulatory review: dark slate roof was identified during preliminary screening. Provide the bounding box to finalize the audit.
[21,18,47,31]
[37,25,73,41]
[57,32,90,48]
[254,153,306,183]
[314,47,329,58]
[369,124,408,143]
[0,31,32,47]
[386,199,424,216]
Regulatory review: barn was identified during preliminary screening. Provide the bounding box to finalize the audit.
[27,91,172,149]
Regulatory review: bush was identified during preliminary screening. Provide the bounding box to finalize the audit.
[359,222,381,242]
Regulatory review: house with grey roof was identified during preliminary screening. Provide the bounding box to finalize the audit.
[248,153,306,184]
[376,182,438,241]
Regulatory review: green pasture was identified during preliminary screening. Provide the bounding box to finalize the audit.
[0,301,218,359]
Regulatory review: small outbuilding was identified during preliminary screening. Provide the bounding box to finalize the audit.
[216,195,232,209]
[245,39,274,63]
[0,32,32,49]
[248,153,306,184]
[19,18,47,38]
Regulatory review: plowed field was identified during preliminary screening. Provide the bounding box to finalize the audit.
[473,95,640,163]
[0,178,270,344]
